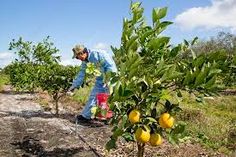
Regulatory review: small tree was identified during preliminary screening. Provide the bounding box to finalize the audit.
[8,36,60,92]
[105,2,224,157]
[8,37,79,115]
[38,64,79,115]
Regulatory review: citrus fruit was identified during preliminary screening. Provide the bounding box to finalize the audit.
[150,133,162,146]
[159,113,174,128]
[128,109,140,124]
[135,127,150,143]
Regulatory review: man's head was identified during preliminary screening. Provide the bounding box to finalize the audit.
[72,44,88,61]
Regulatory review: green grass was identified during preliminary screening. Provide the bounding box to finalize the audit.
[178,92,236,155]
[71,87,236,155]
[0,73,9,91]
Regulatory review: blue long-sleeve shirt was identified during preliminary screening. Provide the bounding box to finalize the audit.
[71,49,117,89]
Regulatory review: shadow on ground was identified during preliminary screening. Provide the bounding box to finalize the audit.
[0,110,106,128]
[11,136,89,157]
[0,90,36,95]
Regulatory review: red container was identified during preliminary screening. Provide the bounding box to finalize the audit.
[96,93,113,120]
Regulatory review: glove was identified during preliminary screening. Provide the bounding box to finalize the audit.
[66,86,75,96]
[66,91,74,96]
[68,86,75,92]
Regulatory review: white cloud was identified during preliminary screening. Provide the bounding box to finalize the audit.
[175,0,236,32]
[60,59,81,66]
[0,52,13,59]
[0,52,14,68]
[92,42,115,56]
[93,42,109,51]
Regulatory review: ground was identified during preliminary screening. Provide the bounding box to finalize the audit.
[0,86,232,157]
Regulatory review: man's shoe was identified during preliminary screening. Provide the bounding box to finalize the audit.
[75,115,91,123]
[75,115,104,127]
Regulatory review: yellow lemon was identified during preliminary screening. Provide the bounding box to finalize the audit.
[150,133,162,146]
[159,117,168,128]
[128,109,140,124]
[159,113,174,129]
[135,127,150,143]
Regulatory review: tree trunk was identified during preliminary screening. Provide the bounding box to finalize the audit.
[52,92,60,117]
[55,99,59,116]
[137,142,145,157]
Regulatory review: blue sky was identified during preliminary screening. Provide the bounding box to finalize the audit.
[1,0,235,67]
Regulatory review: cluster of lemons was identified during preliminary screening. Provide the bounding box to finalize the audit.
[128,109,174,146]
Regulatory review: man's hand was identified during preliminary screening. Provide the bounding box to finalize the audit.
[66,91,74,96]
[68,86,75,92]
[67,86,75,96]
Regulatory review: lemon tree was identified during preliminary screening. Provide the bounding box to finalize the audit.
[8,37,79,115]
[105,2,225,157]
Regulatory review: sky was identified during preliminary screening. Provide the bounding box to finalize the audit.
[1,0,236,68]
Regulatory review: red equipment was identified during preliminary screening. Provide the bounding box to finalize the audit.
[96,93,113,120]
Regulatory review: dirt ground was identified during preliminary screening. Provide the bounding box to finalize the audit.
[0,86,232,157]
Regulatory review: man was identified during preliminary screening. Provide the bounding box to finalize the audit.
[68,44,117,123]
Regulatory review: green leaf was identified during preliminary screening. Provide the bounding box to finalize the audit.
[172,122,186,134]
[126,36,139,50]
[161,65,183,81]
[204,76,216,89]
[191,37,198,45]
[167,134,177,145]
[208,69,222,76]
[123,89,134,97]
[140,30,154,43]
[177,90,182,97]
[112,128,123,139]
[193,55,205,68]
[118,84,123,97]
[160,89,171,100]
[152,7,168,23]
[158,21,173,29]
[169,45,180,58]
[100,109,108,117]
[126,52,139,68]
[194,66,208,87]
[191,49,196,59]
[122,132,134,142]
[183,39,189,46]
[131,2,141,11]
[165,100,172,111]
[151,108,157,118]
[148,37,170,50]
[196,96,204,103]
[121,114,128,128]
[146,117,157,123]
[105,139,117,151]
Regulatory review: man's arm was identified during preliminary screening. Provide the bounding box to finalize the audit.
[69,62,87,91]
[103,53,117,73]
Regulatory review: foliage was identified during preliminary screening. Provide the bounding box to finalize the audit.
[179,92,236,154]
[9,36,60,64]
[0,73,9,91]
[105,2,226,156]
[37,64,79,115]
[8,37,60,92]
[6,62,40,91]
[193,32,236,56]
[7,37,79,115]
[192,32,236,86]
